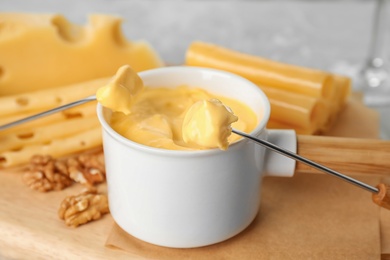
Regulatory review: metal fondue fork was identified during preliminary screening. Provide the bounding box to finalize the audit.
[0,97,380,194]
[232,129,379,194]
[0,95,97,131]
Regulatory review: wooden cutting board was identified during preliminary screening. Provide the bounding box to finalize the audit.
[0,170,137,259]
[0,160,383,259]
[0,95,385,259]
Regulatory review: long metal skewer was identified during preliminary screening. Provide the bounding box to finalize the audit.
[0,96,379,194]
[232,129,379,194]
[0,95,97,131]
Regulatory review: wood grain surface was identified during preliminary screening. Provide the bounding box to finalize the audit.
[0,170,136,259]
[296,135,390,176]
[0,95,387,259]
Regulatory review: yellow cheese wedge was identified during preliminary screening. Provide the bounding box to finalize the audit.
[0,13,164,95]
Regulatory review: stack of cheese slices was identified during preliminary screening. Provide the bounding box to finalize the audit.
[0,13,163,167]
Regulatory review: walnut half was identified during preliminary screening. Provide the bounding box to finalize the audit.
[66,153,105,186]
[58,188,109,227]
[23,152,106,192]
[23,155,73,192]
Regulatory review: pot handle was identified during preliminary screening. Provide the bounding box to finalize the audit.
[263,129,297,177]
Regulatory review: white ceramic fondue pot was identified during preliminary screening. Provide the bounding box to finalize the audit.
[97,66,297,248]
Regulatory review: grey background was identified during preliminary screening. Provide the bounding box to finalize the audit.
[0,0,377,72]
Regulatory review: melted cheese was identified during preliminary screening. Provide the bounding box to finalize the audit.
[182,99,238,150]
[109,86,257,150]
[96,65,143,115]
[97,66,257,150]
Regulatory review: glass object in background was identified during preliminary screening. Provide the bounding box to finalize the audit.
[360,0,390,106]
[356,0,390,139]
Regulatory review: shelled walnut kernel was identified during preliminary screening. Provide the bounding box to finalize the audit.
[22,155,73,192]
[58,188,109,227]
[66,153,105,186]
[23,153,106,192]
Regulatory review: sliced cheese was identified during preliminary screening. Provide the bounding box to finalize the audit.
[185,41,333,99]
[261,86,330,129]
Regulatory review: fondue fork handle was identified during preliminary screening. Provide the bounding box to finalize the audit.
[296,135,390,176]
[232,129,379,194]
[231,129,390,209]
[0,95,97,131]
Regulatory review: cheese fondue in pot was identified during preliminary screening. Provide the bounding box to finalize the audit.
[97,65,258,150]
